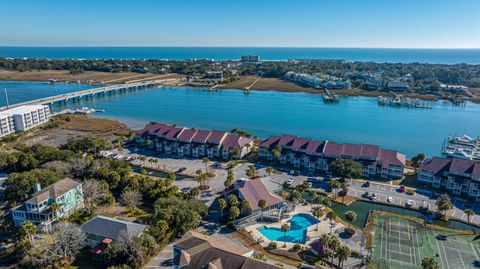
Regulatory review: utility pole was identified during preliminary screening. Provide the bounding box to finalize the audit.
[4,88,9,109]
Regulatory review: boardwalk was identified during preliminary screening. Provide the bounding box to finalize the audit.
[0,78,184,111]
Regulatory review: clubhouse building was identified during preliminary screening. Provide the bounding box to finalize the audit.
[136,123,254,160]
[417,157,480,199]
[259,135,405,179]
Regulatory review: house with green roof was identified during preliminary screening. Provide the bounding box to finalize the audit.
[11,178,84,231]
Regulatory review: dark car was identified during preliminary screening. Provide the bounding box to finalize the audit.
[399,186,406,193]
[294,170,301,176]
[431,192,439,199]
[363,181,370,188]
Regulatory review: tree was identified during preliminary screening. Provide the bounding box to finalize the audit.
[271,145,282,165]
[229,206,240,221]
[49,203,60,220]
[266,166,274,176]
[421,256,440,269]
[326,211,336,234]
[330,158,362,178]
[202,157,210,175]
[436,194,453,219]
[345,211,357,228]
[121,189,143,210]
[258,199,267,222]
[21,221,37,246]
[280,223,290,247]
[335,245,350,268]
[318,234,332,261]
[311,206,324,230]
[328,180,341,199]
[410,153,426,168]
[106,231,144,268]
[227,194,239,207]
[327,236,340,267]
[464,209,475,232]
[229,148,241,160]
[50,222,86,260]
[83,179,110,210]
[246,165,256,178]
[197,172,207,189]
[240,200,250,216]
[154,197,208,234]
[218,198,227,218]
[224,169,235,190]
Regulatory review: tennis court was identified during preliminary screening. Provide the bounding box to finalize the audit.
[372,214,480,269]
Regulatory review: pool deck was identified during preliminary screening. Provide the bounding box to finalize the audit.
[244,205,343,249]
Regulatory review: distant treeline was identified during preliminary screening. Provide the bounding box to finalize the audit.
[1,58,480,88]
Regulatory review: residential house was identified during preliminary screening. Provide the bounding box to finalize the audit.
[136,123,254,160]
[173,231,280,269]
[11,178,84,231]
[417,157,480,200]
[81,216,148,257]
[259,135,405,179]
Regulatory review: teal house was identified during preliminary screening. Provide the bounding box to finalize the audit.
[11,178,84,231]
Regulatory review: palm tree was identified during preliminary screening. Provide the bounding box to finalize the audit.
[258,199,266,222]
[240,200,250,216]
[202,157,210,175]
[311,206,324,231]
[421,256,440,269]
[20,221,36,246]
[49,203,60,220]
[218,198,227,218]
[271,145,282,165]
[266,166,274,176]
[464,209,475,233]
[326,211,336,235]
[280,223,290,248]
[318,234,331,261]
[328,236,340,268]
[336,245,351,268]
[345,211,357,228]
[197,172,207,189]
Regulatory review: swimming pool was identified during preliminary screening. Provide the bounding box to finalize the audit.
[257,213,319,244]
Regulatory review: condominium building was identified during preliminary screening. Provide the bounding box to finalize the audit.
[0,114,15,137]
[136,123,254,160]
[0,105,51,136]
[11,178,84,231]
[259,135,405,179]
[417,157,480,200]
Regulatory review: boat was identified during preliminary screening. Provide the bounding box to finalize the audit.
[442,134,480,160]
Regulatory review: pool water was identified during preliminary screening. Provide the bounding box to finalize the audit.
[257,213,319,244]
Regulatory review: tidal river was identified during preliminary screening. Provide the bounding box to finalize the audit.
[42,86,480,158]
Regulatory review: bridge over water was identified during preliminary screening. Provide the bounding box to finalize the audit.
[0,78,183,111]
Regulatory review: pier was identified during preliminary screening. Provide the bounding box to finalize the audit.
[0,78,184,111]
[322,89,340,103]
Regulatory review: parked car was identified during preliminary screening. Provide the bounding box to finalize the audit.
[431,192,439,199]
[177,167,187,173]
[306,182,313,188]
[406,200,414,208]
[289,170,295,175]
[362,181,370,188]
[294,171,301,176]
[370,193,377,201]
[399,186,406,193]
[362,191,370,198]
[387,196,393,203]
[285,179,294,186]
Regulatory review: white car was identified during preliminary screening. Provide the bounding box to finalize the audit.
[406,200,415,208]
[285,179,294,186]
[370,193,377,201]
[387,196,393,203]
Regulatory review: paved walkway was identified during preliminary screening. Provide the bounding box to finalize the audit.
[144,243,174,269]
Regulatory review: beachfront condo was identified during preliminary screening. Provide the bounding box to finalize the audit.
[136,123,254,160]
[417,157,480,200]
[259,135,405,179]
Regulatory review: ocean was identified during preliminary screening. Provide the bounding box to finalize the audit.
[1,47,480,64]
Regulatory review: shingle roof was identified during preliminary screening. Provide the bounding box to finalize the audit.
[136,123,165,135]
[165,127,185,140]
[259,136,280,148]
[206,131,227,144]
[177,129,197,142]
[26,178,81,204]
[174,231,279,269]
[192,130,212,143]
[237,179,284,211]
[80,216,147,241]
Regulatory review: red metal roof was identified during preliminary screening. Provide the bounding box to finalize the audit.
[177,129,197,142]
[206,131,227,144]
[192,130,211,143]
[165,127,185,140]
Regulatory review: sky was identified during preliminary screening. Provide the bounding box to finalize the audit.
[1,0,480,48]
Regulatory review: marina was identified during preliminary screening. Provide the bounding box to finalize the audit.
[442,134,480,160]
[377,95,432,108]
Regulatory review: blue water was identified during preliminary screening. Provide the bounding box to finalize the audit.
[1,47,480,64]
[257,213,319,244]
[0,81,94,107]
[51,86,480,158]
[2,81,480,157]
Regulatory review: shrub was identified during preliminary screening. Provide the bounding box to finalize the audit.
[350,250,363,258]
[292,244,301,251]
[344,227,356,235]
[268,241,277,249]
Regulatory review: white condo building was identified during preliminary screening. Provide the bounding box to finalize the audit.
[0,105,51,137]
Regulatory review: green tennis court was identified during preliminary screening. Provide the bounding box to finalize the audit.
[372,214,480,269]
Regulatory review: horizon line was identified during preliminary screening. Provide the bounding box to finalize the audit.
[1,45,480,50]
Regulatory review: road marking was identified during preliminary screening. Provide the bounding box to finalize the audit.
[458,249,467,269]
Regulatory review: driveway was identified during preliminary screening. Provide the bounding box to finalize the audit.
[144,243,174,269]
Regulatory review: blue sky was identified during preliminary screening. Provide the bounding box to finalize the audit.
[2,0,480,48]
